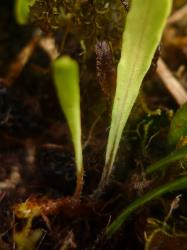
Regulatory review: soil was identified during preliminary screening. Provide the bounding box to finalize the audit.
[0,1,187,250]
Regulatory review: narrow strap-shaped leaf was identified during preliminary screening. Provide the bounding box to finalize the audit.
[106,175,187,236]
[52,56,83,197]
[102,0,172,184]
[146,144,187,175]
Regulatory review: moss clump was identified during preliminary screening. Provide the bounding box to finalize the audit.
[29,0,126,48]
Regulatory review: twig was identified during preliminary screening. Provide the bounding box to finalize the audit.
[156,58,187,106]
[164,194,182,222]
[1,32,59,87]
[167,4,187,25]
[3,32,41,87]
[25,139,36,174]
[83,115,101,149]
[0,166,21,190]
[157,4,187,106]
[60,231,77,250]
[39,36,59,60]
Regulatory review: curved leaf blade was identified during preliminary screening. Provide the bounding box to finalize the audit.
[106,176,187,236]
[15,0,36,25]
[15,0,29,25]
[146,144,187,175]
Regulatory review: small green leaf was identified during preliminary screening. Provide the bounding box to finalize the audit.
[106,176,187,236]
[146,144,187,175]
[15,0,29,25]
[168,102,187,148]
[52,56,83,197]
[15,0,35,25]
[102,0,172,184]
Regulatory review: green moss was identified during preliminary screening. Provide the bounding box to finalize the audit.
[29,0,125,47]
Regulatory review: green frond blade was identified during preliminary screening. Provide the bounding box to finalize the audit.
[52,56,83,195]
[103,0,172,184]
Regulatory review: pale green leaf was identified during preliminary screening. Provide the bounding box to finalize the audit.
[102,0,172,184]
[168,102,187,148]
[52,56,83,195]
[15,0,35,25]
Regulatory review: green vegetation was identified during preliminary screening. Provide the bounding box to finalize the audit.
[101,0,172,186]
[8,0,187,248]
[145,144,187,175]
[52,56,83,198]
[15,0,35,25]
[106,175,187,236]
[168,102,187,148]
